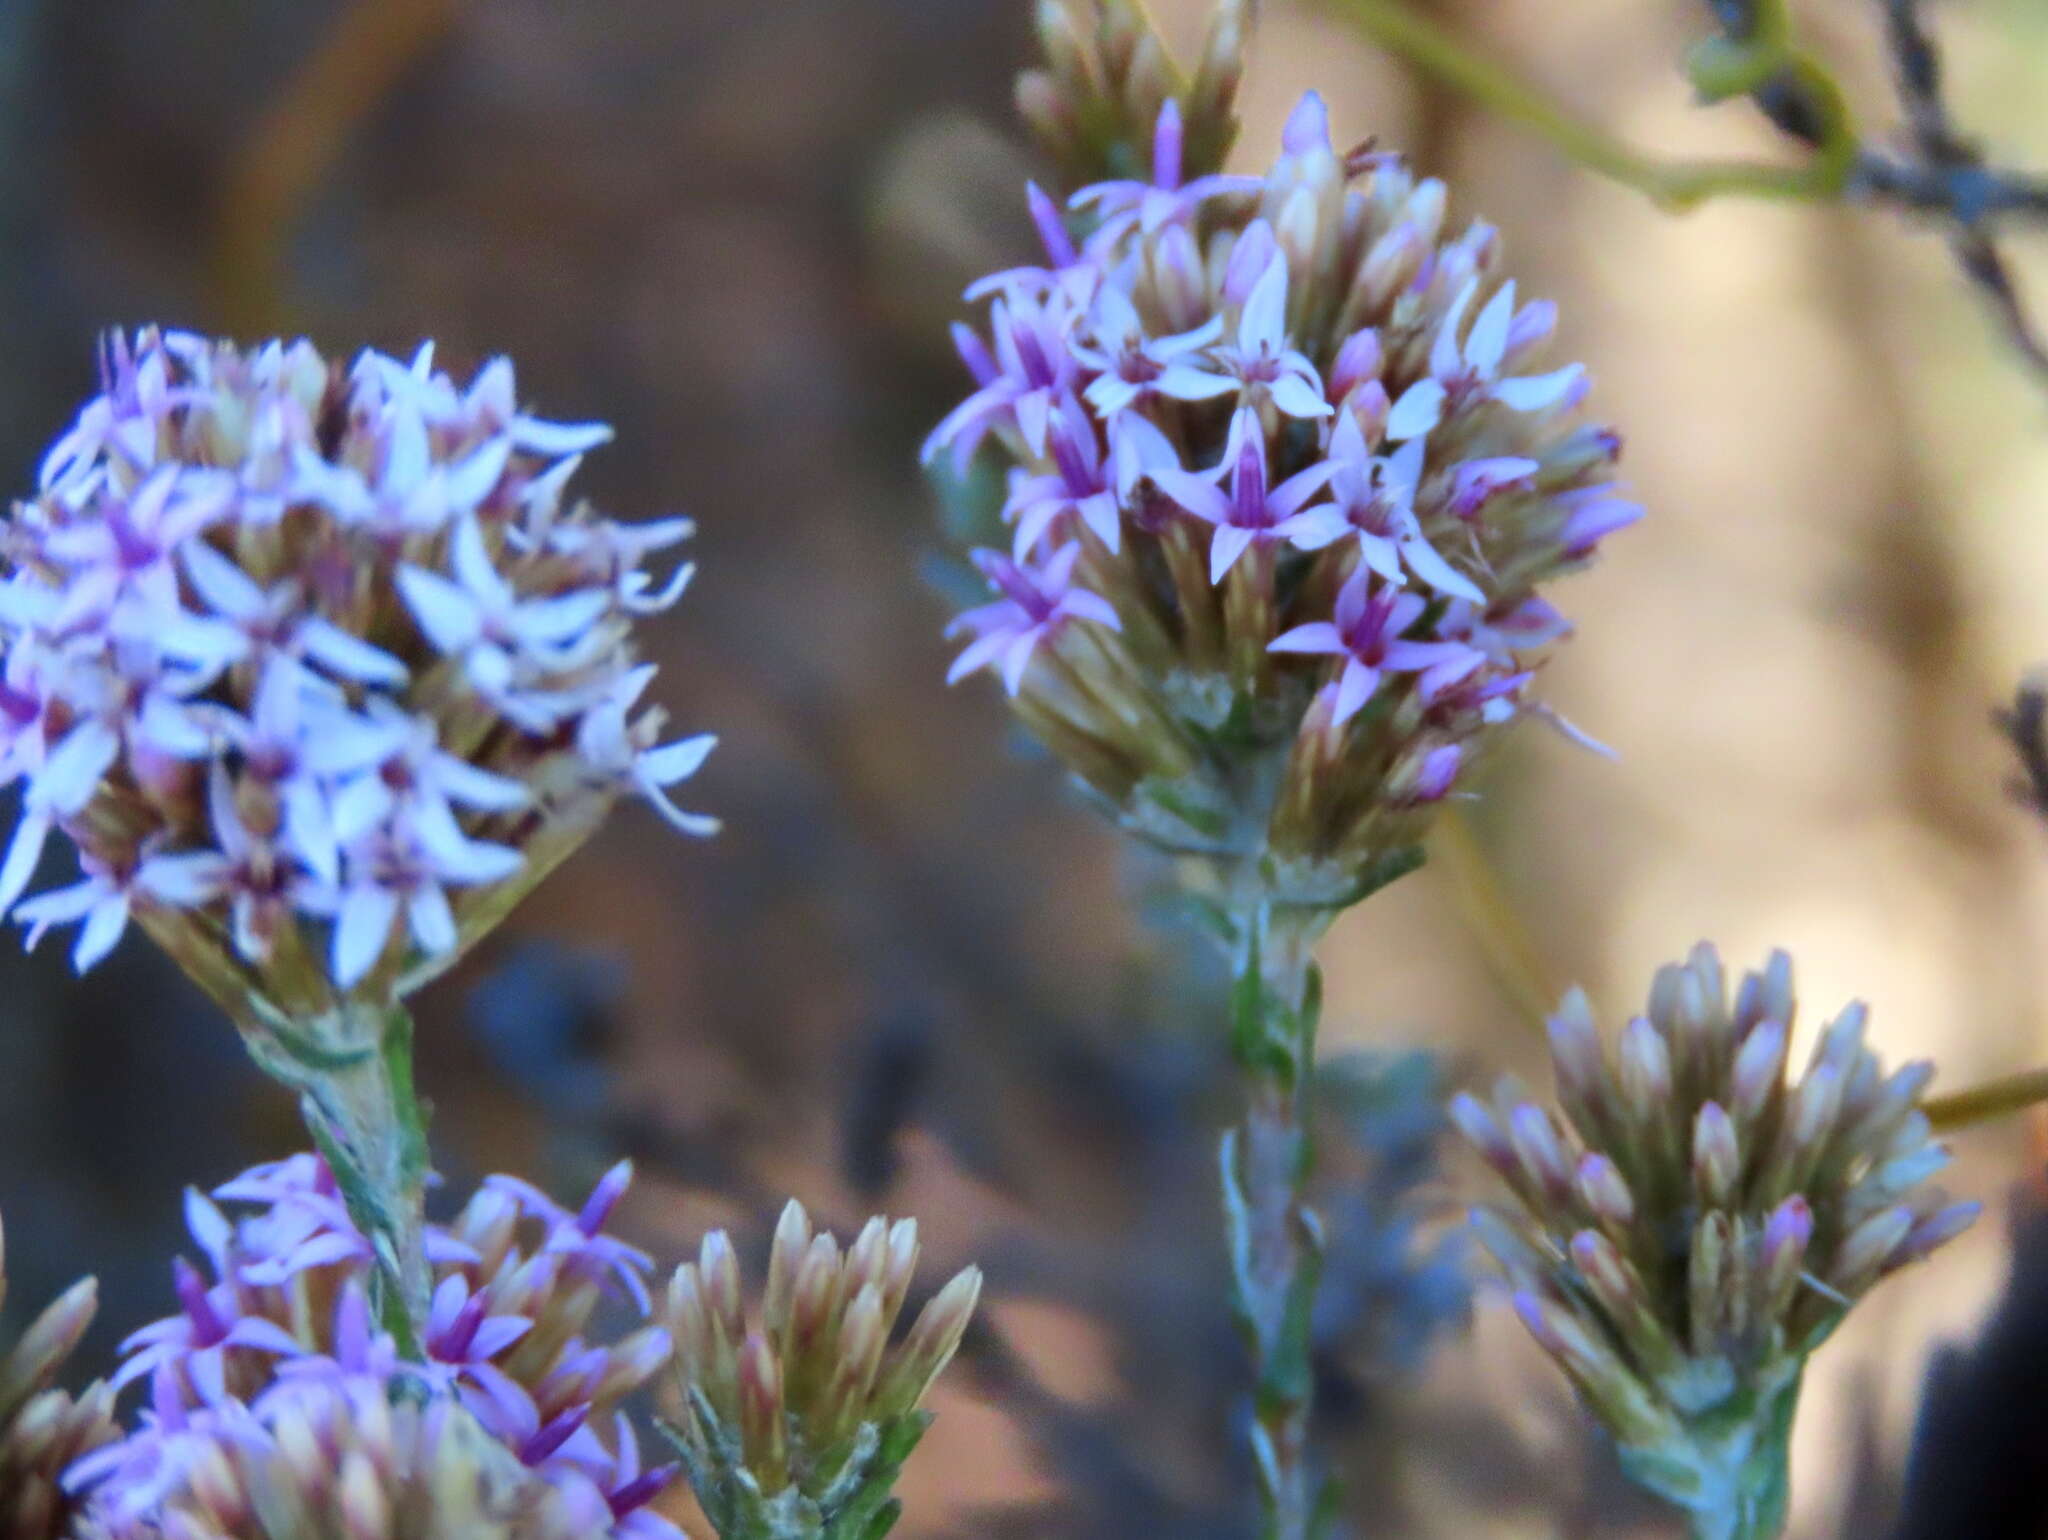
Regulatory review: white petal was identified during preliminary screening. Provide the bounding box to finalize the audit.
[135,851,233,905]
[396,566,484,654]
[73,892,130,972]
[35,720,119,815]
[446,514,511,605]
[332,885,400,988]
[511,588,609,646]
[1239,255,1290,355]
[180,541,267,621]
[406,883,457,955]
[330,776,395,845]
[1493,365,1584,413]
[429,753,529,812]
[444,436,513,514]
[1464,280,1516,377]
[382,404,432,496]
[1208,525,1257,585]
[282,779,340,887]
[0,812,52,915]
[1268,372,1332,419]
[298,617,410,687]
[637,734,716,787]
[13,878,105,926]
[509,416,613,456]
[1384,379,1445,443]
[1400,534,1487,605]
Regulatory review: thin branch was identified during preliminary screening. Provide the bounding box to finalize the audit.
[1327,0,1834,211]
[1925,1065,2048,1134]
[212,0,461,333]
[1428,806,1561,1027]
[1324,0,2048,383]
[1997,675,2048,822]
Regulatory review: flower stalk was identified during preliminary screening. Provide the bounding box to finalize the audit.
[1220,898,1332,1540]
[288,1001,433,1359]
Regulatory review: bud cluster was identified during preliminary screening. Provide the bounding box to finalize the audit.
[0,329,713,1010]
[1015,0,1248,191]
[1453,945,1978,1530]
[662,1201,982,1540]
[0,1216,118,1540]
[931,94,1638,901]
[69,1155,680,1540]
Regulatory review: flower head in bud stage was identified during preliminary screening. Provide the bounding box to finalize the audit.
[930,93,1638,907]
[662,1201,982,1540]
[68,1155,681,1540]
[0,329,713,1012]
[0,1214,119,1540]
[1014,0,1249,194]
[1453,945,1978,1533]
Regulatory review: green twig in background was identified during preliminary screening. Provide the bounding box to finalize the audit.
[1925,1064,2048,1134]
[1324,0,1846,211]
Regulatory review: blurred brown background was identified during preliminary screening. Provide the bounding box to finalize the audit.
[5,1,2048,1536]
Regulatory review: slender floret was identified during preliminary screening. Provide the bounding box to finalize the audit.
[0,330,714,1006]
[1455,945,1977,1540]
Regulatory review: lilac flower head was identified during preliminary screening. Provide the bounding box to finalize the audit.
[2,330,714,1002]
[69,1155,680,1540]
[930,87,1640,877]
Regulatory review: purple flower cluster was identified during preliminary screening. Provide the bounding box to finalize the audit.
[930,95,1639,871]
[67,1155,680,1540]
[0,331,713,994]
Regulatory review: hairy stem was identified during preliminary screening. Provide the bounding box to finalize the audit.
[225,993,434,1358]
[1221,901,1331,1540]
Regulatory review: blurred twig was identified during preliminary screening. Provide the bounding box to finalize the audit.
[213,0,460,333]
[1996,675,2048,824]
[1326,0,2048,381]
[1427,806,1560,1027]
[1329,0,1834,210]
[1925,1066,2048,1134]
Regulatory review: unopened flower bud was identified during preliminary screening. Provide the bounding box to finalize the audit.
[1692,1102,1740,1207]
[1574,1153,1636,1227]
[1466,946,1970,1533]
[662,1205,979,1540]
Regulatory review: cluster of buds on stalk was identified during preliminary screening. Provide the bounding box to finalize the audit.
[0,328,713,1019]
[1453,945,1978,1538]
[69,1155,681,1540]
[662,1201,982,1540]
[1015,0,1248,191]
[0,1215,118,1540]
[930,88,1639,910]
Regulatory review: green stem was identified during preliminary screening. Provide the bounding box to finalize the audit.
[1923,1063,2048,1132]
[1621,1373,1798,1540]
[1221,901,1331,1540]
[215,991,433,1358]
[1325,0,1848,210]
